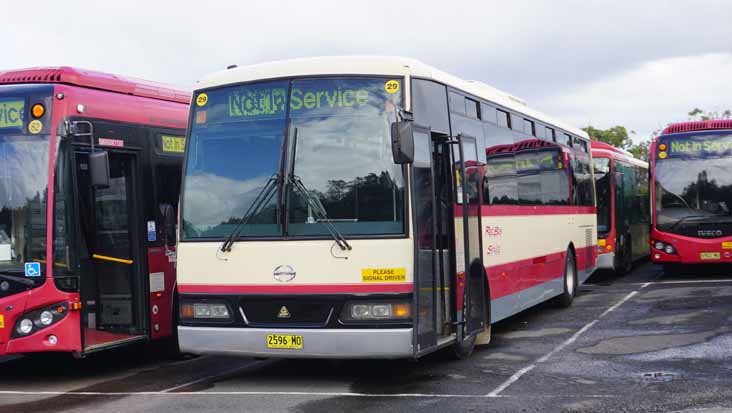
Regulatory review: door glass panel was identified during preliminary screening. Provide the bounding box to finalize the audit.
[413,130,437,350]
[76,152,139,348]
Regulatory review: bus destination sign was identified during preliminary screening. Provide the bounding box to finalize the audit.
[0,99,24,130]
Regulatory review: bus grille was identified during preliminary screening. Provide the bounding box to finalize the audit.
[239,298,337,327]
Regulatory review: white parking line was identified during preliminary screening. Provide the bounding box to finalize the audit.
[161,359,267,393]
[0,390,620,399]
[637,279,732,285]
[486,285,648,397]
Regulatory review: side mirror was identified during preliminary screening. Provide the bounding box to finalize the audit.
[391,121,414,164]
[89,151,110,189]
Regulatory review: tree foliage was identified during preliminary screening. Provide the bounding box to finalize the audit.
[582,125,632,149]
[688,108,732,121]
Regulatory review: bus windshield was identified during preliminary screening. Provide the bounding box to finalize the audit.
[593,157,611,235]
[0,133,50,273]
[182,77,405,239]
[655,134,732,236]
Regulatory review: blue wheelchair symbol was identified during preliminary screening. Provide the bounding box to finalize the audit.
[24,262,41,277]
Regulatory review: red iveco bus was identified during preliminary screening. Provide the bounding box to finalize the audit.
[0,67,190,357]
[591,141,649,275]
[650,120,732,270]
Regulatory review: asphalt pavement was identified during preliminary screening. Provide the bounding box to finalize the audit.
[2,261,732,412]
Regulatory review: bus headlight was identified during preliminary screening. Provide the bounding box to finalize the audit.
[39,311,54,326]
[180,302,231,320]
[17,319,33,335]
[664,244,676,254]
[653,240,677,255]
[12,302,69,338]
[654,241,665,250]
[342,301,411,321]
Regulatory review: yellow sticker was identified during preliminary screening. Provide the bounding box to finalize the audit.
[0,314,4,329]
[161,135,185,153]
[196,93,208,107]
[384,80,400,94]
[722,242,732,250]
[362,268,406,282]
[28,119,43,134]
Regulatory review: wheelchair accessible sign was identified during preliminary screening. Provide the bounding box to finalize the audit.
[24,262,41,277]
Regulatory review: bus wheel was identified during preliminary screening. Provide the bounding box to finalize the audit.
[555,248,577,308]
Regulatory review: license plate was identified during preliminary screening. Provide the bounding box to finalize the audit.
[700,252,720,260]
[266,334,303,349]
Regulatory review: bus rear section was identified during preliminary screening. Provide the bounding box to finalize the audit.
[0,67,189,357]
[591,141,650,274]
[176,56,596,359]
[651,120,732,267]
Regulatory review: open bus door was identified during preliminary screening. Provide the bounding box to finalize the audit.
[410,126,486,357]
[452,134,487,349]
[73,147,147,353]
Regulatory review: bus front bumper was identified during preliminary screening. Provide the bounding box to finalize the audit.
[178,326,414,359]
[596,252,615,270]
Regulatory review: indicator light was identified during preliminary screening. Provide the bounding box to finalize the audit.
[31,103,45,118]
[598,239,606,247]
[659,151,667,159]
[658,143,667,151]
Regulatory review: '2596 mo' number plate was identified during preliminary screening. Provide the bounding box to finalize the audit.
[266,334,303,349]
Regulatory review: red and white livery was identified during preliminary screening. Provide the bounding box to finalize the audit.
[177,56,597,359]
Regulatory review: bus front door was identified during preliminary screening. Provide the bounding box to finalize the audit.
[74,150,146,352]
[452,135,487,342]
[411,127,454,355]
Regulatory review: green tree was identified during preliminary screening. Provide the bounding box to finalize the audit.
[582,125,632,149]
[627,141,650,161]
[688,108,732,121]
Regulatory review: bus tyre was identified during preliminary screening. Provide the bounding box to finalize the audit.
[452,332,477,360]
[555,249,577,308]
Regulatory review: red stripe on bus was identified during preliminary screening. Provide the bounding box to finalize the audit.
[487,245,595,300]
[480,205,596,216]
[178,283,414,295]
[453,205,595,217]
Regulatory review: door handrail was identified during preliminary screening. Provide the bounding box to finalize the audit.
[92,254,133,265]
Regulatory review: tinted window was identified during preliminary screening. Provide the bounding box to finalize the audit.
[484,154,518,205]
[449,91,465,116]
[481,104,497,124]
[412,79,449,134]
[154,163,181,244]
[557,133,571,146]
[510,114,522,131]
[523,119,535,136]
[496,109,510,128]
[545,127,555,141]
[466,98,479,119]
[571,155,594,206]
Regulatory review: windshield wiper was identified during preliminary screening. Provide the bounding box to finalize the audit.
[0,272,36,287]
[288,175,352,251]
[668,213,727,231]
[220,174,281,253]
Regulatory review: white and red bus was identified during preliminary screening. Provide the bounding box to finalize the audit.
[0,67,190,357]
[177,56,597,359]
[591,141,649,274]
[651,120,732,269]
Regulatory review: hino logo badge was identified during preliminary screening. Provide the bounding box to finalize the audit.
[277,306,291,319]
[273,265,296,282]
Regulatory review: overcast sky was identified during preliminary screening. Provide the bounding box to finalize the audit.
[3,1,731,142]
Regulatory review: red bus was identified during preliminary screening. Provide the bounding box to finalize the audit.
[176,57,597,359]
[651,120,732,269]
[591,141,650,274]
[0,67,190,357]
